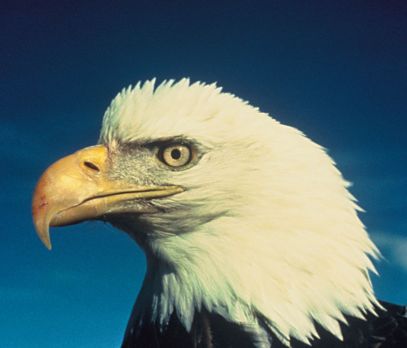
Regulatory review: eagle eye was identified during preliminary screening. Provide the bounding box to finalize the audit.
[160,144,192,168]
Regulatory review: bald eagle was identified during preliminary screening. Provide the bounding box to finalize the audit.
[32,79,406,347]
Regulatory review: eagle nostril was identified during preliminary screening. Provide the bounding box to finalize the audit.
[83,161,100,172]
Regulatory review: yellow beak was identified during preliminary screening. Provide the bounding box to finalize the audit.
[32,145,183,250]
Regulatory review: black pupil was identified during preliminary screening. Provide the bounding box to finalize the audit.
[171,148,182,160]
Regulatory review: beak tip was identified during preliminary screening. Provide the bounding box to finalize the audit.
[33,218,53,250]
[39,233,52,250]
[39,227,52,250]
[43,239,52,250]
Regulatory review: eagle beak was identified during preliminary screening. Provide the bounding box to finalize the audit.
[32,145,183,250]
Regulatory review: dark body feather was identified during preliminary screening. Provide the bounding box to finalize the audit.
[122,301,407,348]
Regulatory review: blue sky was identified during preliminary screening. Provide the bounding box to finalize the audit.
[1,1,406,347]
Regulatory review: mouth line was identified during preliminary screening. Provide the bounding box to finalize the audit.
[79,187,168,205]
[51,185,184,226]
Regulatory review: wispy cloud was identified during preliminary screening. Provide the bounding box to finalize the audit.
[371,232,407,272]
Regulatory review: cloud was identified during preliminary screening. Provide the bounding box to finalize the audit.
[371,232,407,272]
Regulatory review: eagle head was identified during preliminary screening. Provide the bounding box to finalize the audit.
[32,79,380,346]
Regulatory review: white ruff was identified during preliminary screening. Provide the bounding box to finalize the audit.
[100,79,380,346]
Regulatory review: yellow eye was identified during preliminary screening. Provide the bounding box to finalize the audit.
[161,144,192,167]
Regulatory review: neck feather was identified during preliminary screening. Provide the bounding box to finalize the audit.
[127,213,379,347]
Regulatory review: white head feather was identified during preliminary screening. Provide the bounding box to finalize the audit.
[99,79,380,346]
